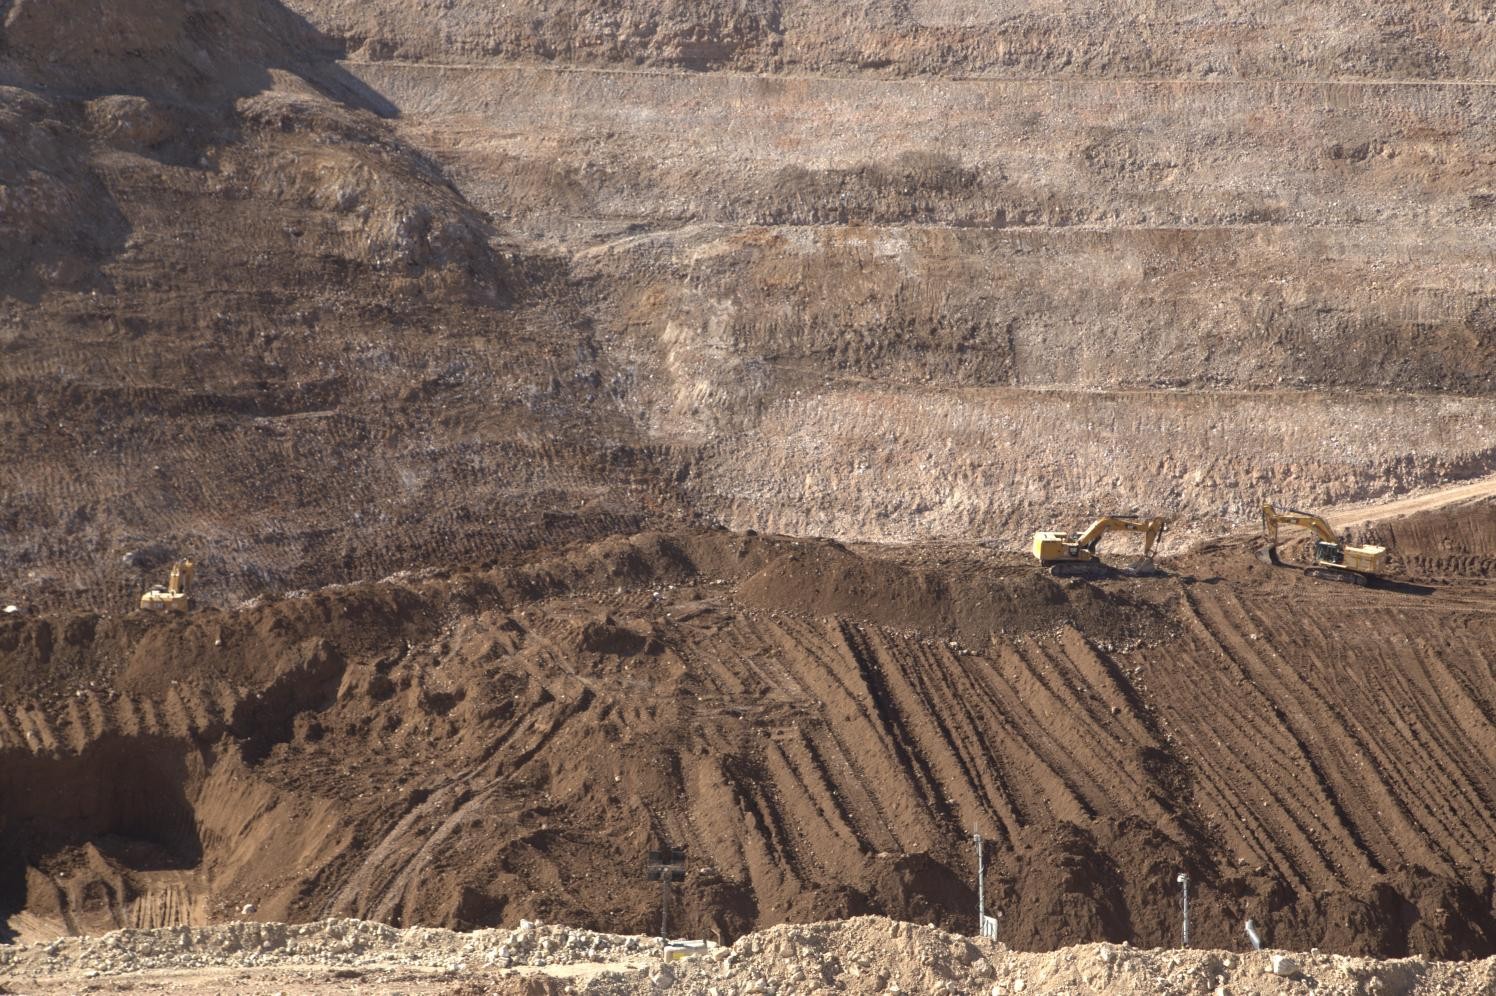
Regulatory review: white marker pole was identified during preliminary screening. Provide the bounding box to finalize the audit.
[974,823,985,934]
[1177,873,1190,947]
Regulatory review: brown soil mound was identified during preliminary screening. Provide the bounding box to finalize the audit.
[1353,499,1496,581]
[0,514,1492,959]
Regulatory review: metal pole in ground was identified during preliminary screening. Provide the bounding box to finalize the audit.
[646,843,685,950]
[973,824,998,939]
[660,876,669,946]
[974,824,984,935]
[1177,872,1190,947]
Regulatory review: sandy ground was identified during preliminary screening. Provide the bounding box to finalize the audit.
[4,917,1495,995]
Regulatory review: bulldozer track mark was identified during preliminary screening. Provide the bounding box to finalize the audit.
[836,621,953,824]
[2,515,1494,948]
[1198,589,1390,878]
[761,613,911,852]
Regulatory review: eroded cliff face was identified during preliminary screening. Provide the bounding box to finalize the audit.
[1,2,1495,957]
[4,1,1494,610]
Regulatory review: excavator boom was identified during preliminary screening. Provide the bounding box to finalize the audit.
[1259,503,1386,582]
[140,559,195,612]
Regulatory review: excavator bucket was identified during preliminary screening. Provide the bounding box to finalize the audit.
[1254,542,1283,567]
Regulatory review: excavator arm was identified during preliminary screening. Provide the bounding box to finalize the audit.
[1073,515,1168,559]
[1259,503,1386,581]
[1260,504,1339,548]
[169,560,194,596]
[140,559,195,612]
[1033,515,1168,576]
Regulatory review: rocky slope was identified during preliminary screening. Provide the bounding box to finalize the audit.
[4,916,1496,995]
[2,0,1495,608]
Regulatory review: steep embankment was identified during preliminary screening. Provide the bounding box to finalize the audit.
[2,496,1493,957]
[0,0,671,613]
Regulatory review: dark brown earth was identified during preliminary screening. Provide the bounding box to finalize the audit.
[1,498,1493,958]
[3,0,1496,963]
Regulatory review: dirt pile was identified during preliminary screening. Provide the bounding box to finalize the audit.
[5,916,1496,995]
[0,916,647,976]
[0,505,1493,958]
[649,918,1496,996]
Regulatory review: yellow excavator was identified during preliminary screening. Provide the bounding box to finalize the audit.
[1032,515,1168,578]
[140,559,194,612]
[1258,504,1385,585]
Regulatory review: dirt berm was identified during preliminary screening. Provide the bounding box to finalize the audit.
[1,499,1493,959]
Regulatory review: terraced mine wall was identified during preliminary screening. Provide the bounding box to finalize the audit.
[2,0,1495,606]
[2,0,1496,964]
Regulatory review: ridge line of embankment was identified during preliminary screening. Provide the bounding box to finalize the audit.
[338,57,1496,89]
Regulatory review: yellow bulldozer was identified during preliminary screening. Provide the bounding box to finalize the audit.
[140,559,194,612]
[1032,515,1168,578]
[1258,503,1385,585]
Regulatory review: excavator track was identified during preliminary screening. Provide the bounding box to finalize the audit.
[1304,567,1369,587]
[1048,561,1112,580]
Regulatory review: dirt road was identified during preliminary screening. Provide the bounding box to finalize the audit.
[1326,473,1496,529]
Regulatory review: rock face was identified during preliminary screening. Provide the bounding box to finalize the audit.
[2,0,1496,967]
[2,0,1495,609]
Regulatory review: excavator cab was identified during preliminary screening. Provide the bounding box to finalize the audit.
[1313,540,1344,566]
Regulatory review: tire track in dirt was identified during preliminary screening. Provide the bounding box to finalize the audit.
[765,613,918,854]
[4,524,1495,953]
[1232,586,1496,873]
[1228,594,1449,875]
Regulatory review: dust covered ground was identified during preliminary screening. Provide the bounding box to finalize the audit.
[3,0,1496,974]
[3,917,1496,995]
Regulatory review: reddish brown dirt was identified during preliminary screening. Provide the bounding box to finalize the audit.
[1,503,1492,958]
[3,0,1496,966]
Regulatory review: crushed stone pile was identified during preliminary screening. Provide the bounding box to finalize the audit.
[4,916,1496,995]
[0,916,646,979]
[614,918,1496,996]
